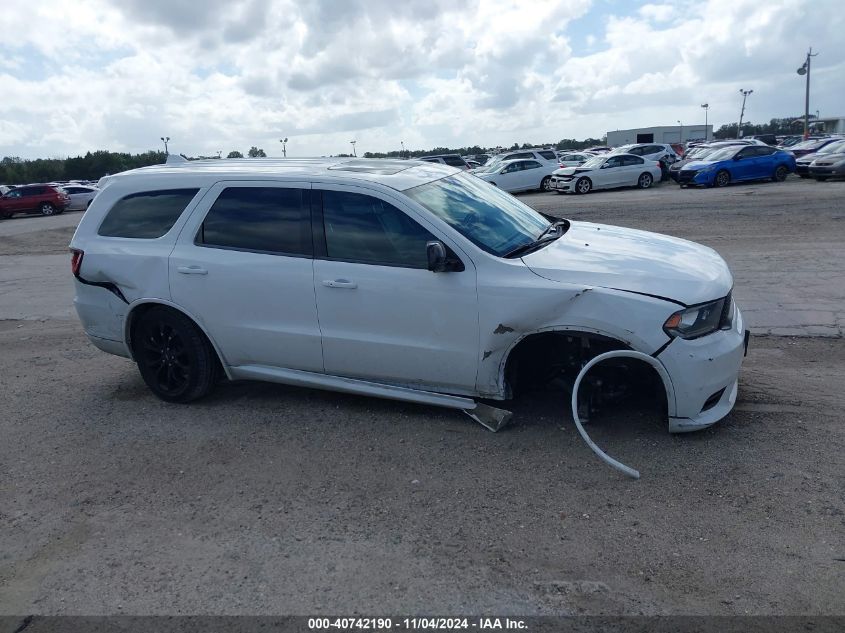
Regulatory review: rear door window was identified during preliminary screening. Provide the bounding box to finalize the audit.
[98,189,199,238]
[197,187,311,256]
[320,190,436,269]
[539,151,557,160]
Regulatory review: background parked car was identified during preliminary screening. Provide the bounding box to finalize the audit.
[474,158,558,192]
[0,184,70,218]
[788,137,841,158]
[676,145,795,187]
[549,153,661,194]
[556,152,595,168]
[609,143,679,181]
[744,134,778,146]
[584,146,612,153]
[472,148,558,173]
[669,142,748,182]
[794,139,845,178]
[808,149,845,181]
[59,185,99,210]
[419,154,471,169]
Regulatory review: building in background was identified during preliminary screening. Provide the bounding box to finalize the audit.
[606,125,713,147]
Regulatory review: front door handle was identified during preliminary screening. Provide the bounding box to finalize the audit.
[177,265,208,275]
[322,279,357,289]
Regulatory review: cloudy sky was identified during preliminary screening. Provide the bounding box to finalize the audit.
[1,0,842,159]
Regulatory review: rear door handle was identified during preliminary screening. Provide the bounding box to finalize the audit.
[177,265,208,275]
[322,279,357,289]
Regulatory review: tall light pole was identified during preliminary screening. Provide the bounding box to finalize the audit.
[279,137,288,157]
[400,140,405,159]
[700,103,709,140]
[160,136,170,154]
[797,48,818,139]
[677,120,683,143]
[737,89,753,138]
[350,140,357,157]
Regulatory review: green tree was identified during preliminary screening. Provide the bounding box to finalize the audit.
[227,150,243,158]
[247,146,267,158]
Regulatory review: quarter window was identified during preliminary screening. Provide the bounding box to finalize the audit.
[442,155,466,167]
[98,189,199,238]
[197,187,311,256]
[321,190,435,268]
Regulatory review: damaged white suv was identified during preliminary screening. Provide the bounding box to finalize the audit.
[70,158,748,433]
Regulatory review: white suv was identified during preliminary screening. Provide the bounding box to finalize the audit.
[70,158,747,433]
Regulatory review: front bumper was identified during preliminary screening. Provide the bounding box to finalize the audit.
[549,177,575,192]
[809,164,845,177]
[658,305,747,433]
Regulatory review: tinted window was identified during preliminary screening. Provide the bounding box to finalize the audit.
[322,191,435,268]
[442,155,466,167]
[502,162,523,173]
[539,151,557,160]
[98,189,199,239]
[605,157,623,168]
[509,152,533,160]
[628,147,644,156]
[421,157,441,163]
[198,187,311,256]
[522,161,542,169]
[754,146,776,156]
[622,156,644,166]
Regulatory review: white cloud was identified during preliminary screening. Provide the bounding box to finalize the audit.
[0,0,843,159]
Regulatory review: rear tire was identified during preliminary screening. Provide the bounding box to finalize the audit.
[39,202,56,216]
[575,177,592,194]
[772,165,789,182]
[637,172,653,189]
[714,170,731,188]
[132,307,219,403]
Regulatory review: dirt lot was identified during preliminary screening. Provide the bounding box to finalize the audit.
[0,178,843,616]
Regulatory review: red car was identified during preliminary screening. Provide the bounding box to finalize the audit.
[0,184,70,218]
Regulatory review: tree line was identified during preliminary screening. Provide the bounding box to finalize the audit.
[713,116,812,139]
[363,138,607,159]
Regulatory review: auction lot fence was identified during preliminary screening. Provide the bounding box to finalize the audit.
[1,616,844,633]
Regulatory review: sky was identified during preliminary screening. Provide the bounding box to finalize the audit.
[0,0,843,159]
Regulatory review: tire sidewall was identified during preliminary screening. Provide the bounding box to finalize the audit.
[576,177,591,194]
[715,170,730,187]
[132,307,217,403]
[40,202,55,216]
[638,173,653,189]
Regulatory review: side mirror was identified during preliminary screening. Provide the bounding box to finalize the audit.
[426,241,463,273]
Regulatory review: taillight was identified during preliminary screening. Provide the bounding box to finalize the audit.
[70,249,84,276]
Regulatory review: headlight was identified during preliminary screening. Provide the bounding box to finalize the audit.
[663,295,733,339]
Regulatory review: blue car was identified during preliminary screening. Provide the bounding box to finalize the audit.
[677,145,796,187]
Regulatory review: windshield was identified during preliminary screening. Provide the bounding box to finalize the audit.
[701,147,741,161]
[580,156,605,169]
[404,173,551,257]
[818,140,845,154]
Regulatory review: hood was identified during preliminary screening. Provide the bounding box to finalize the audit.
[521,221,732,306]
[812,152,845,164]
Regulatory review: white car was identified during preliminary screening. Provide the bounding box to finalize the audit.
[70,157,746,435]
[555,152,595,168]
[472,148,558,174]
[474,158,559,192]
[60,185,99,211]
[550,153,662,194]
[609,143,679,165]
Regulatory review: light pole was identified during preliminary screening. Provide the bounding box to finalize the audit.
[350,140,357,157]
[737,89,753,138]
[400,140,405,159]
[160,136,170,154]
[700,103,709,140]
[677,120,683,143]
[797,48,818,139]
[216,150,221,159]
[279,137,288,157]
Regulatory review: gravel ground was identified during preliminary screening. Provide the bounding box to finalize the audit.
[0,177,843,616]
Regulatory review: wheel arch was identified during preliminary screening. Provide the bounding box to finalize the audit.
[123,299,232,379]
[496,326,678,417]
